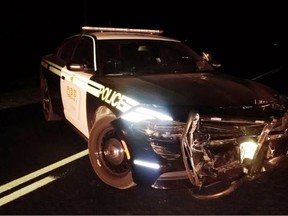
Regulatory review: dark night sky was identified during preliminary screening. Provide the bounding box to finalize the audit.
[1,0,287,91]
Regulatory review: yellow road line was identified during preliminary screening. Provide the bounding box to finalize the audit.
[0,149,88,194]
[0,176,57,207]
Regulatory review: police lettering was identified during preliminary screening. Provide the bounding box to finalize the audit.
[97,85,139,112]
[99,87,122,109]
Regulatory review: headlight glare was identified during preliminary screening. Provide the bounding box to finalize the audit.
[121,107,173,123]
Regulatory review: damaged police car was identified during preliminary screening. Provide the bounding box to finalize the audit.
[40,26,288,199]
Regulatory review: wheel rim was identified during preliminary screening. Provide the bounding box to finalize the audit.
[97,128,130,176]
[41,80,50,117]
[103,138,125,166]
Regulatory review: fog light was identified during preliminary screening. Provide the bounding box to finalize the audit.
[240,140,258,163]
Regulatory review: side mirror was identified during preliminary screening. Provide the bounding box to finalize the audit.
[67,63,85,71]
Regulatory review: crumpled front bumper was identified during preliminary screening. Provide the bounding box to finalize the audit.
[114,105,288,190]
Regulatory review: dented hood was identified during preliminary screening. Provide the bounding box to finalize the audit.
[100,72,278,107]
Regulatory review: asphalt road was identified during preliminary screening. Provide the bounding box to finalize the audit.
[1,102,288,214]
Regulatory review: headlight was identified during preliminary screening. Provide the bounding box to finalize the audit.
[121,106,173,123]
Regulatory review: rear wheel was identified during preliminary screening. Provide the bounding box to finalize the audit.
[88,115,136,189]
[40,78,54,121]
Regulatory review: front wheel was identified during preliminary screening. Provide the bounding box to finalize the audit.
[88,115,136,189]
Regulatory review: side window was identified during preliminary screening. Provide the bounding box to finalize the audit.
[56,37,79,62]
[72,36,94,70]
[99,42,122,73]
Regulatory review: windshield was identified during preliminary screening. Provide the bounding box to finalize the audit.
[98,39,213,75]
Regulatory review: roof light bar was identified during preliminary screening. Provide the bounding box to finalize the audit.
[82,26,163,34]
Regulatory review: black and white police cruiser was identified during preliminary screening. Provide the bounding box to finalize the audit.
[40,26,288,199]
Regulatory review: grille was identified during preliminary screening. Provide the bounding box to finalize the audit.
[198,118,267,145]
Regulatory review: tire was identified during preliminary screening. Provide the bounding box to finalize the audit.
[88,115,136,189]
[40,78,61,121]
